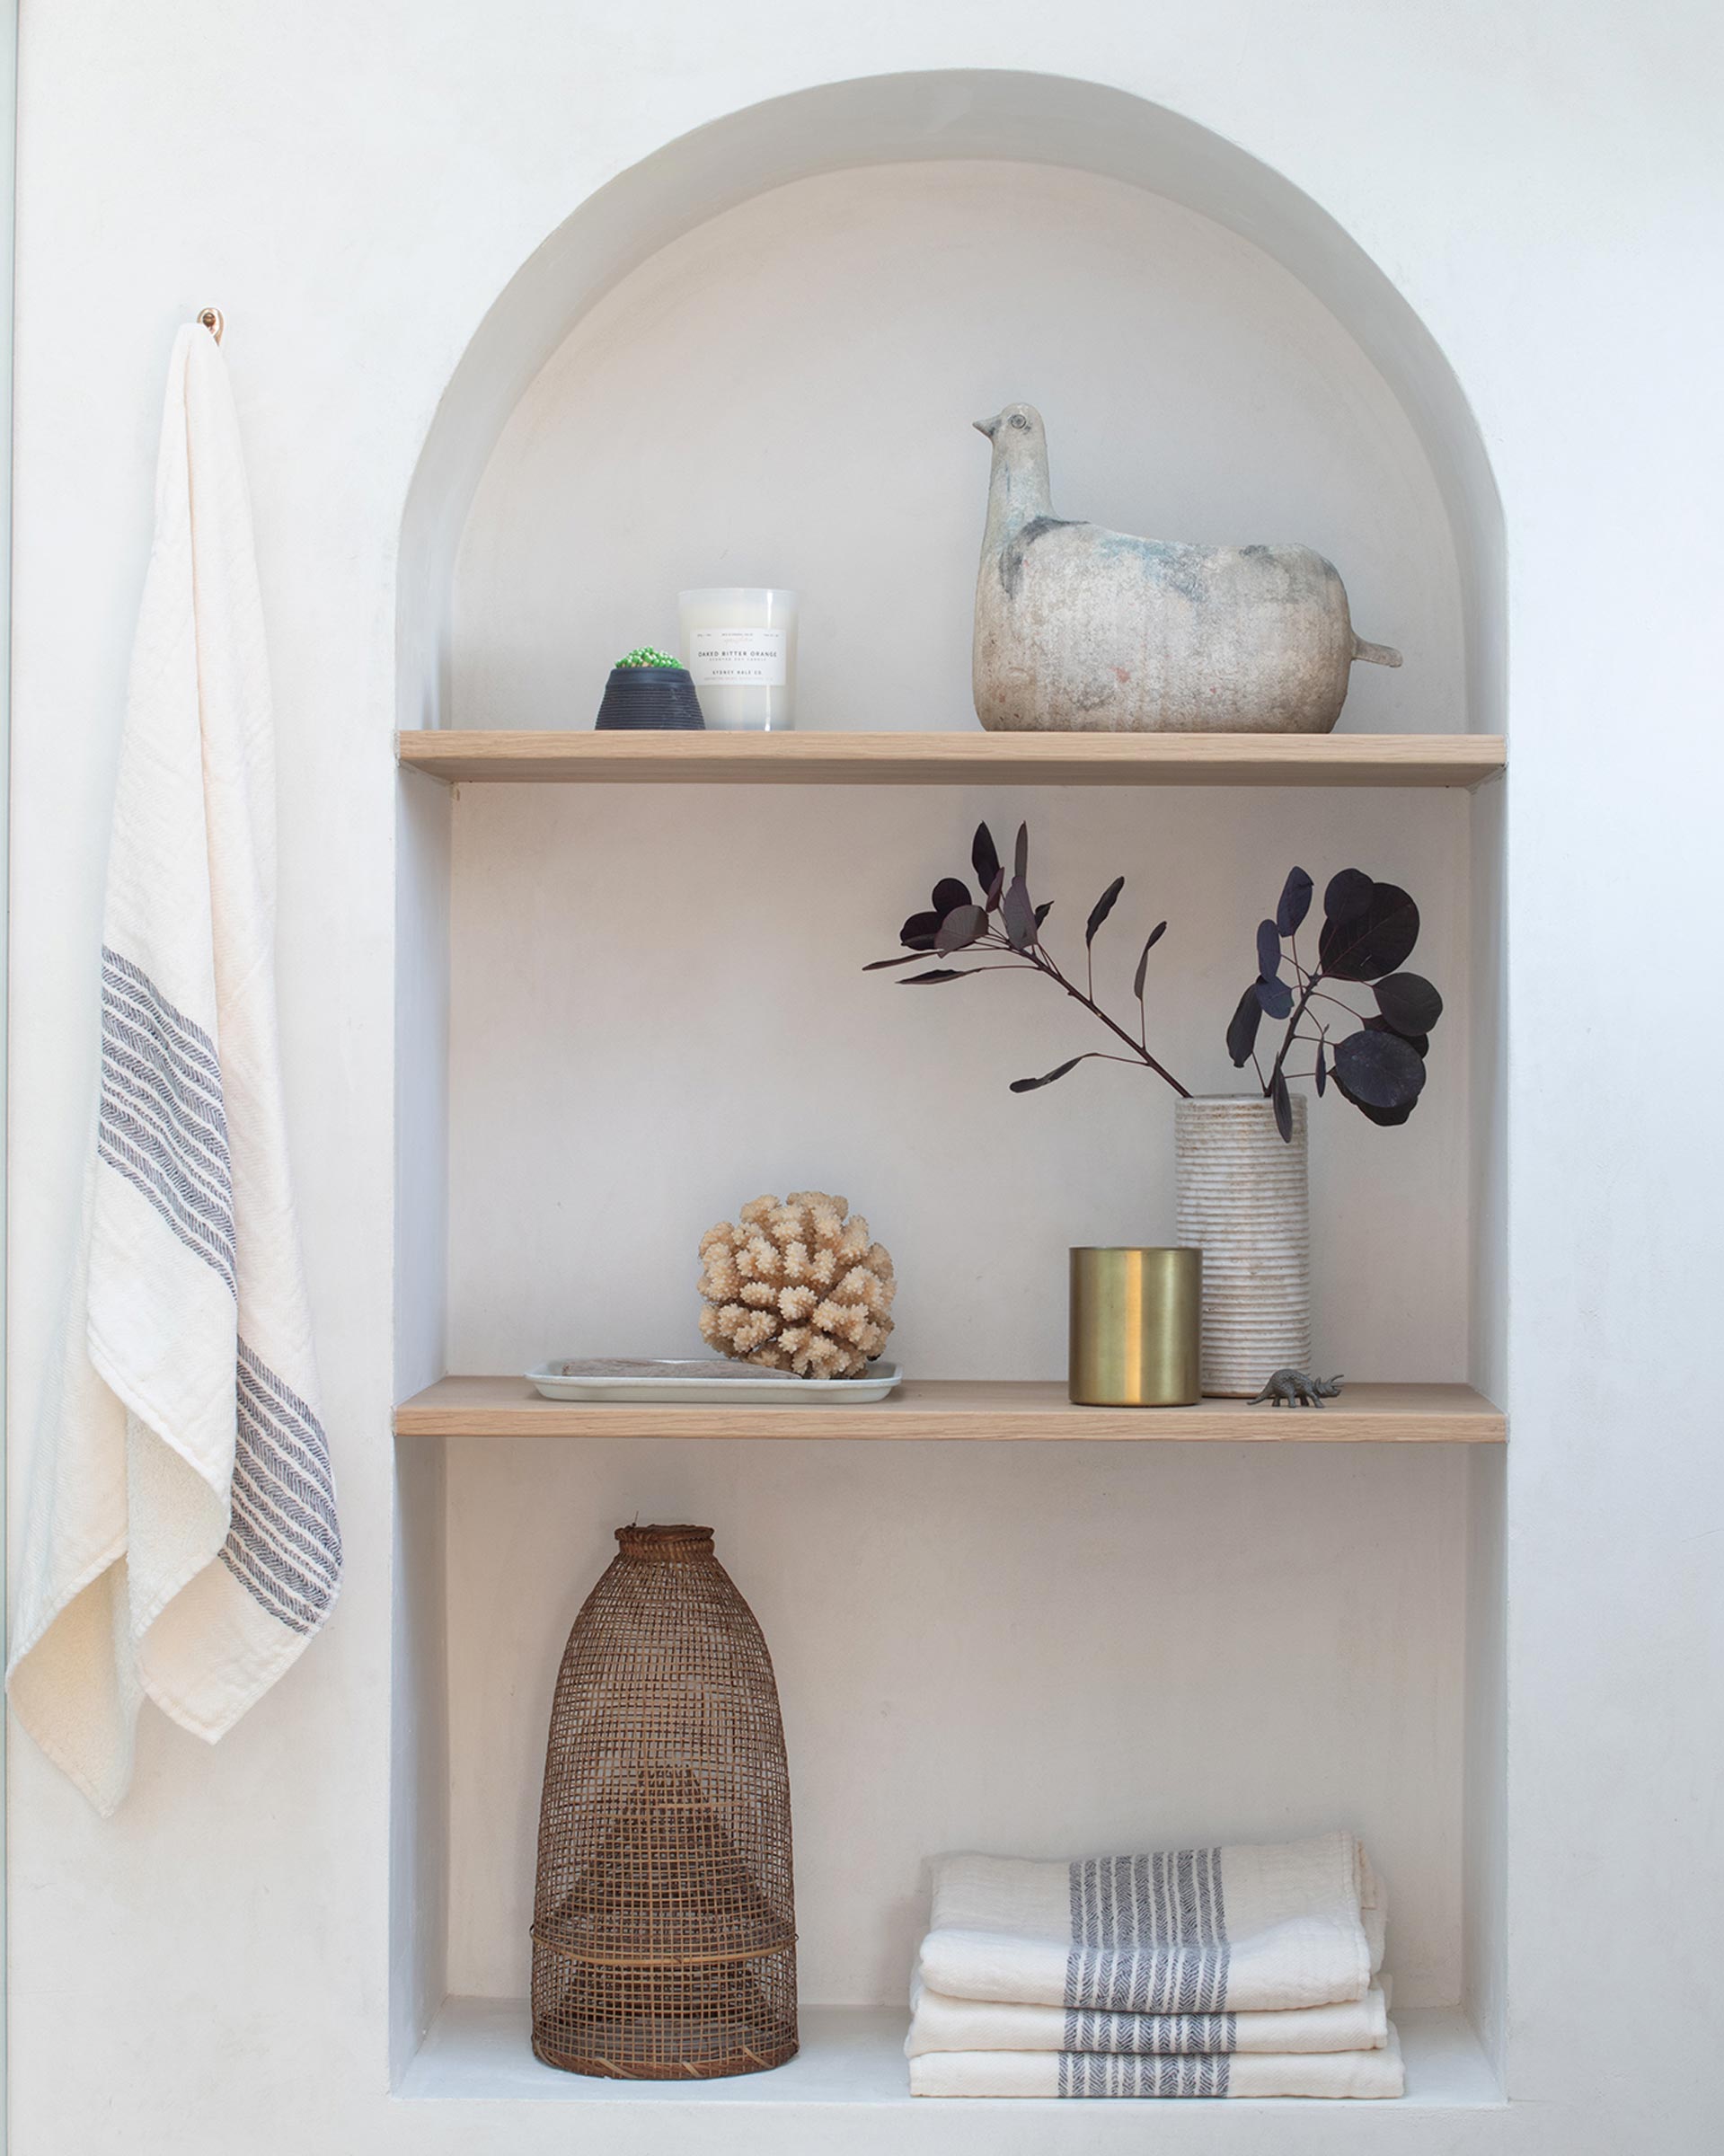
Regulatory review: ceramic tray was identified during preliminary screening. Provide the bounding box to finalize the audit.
[526,1357,903,1405]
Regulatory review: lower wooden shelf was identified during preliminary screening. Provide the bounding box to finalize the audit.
[393,1377,1503,1444]
[400,2000,1503,2110]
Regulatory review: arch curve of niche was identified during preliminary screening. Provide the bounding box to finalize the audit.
[396,68,1504,736]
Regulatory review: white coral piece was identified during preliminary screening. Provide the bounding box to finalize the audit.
[698,1190,897,1378]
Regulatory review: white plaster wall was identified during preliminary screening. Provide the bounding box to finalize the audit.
[452,161,1463,737]
[6,7,1721,2155]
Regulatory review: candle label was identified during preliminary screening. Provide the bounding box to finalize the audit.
[686,628,787,687]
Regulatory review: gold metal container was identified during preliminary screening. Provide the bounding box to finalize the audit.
[1068,1247,1202,1407]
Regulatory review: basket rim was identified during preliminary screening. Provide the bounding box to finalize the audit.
[614,1523,715,1561]
[531,2035,800,2080]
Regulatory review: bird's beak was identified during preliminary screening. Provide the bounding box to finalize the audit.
[974,415,998,438]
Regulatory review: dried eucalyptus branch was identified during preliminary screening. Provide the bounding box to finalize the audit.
[864,821,1192,1098]
[867,830,1445,1144]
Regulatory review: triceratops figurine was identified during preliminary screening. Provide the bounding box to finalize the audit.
[1247,1368,1345,1409]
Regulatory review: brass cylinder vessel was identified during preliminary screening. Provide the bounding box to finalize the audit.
[1068,1247,1202,1407]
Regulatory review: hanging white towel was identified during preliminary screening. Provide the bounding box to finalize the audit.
[919,1833,1383,2014]
[908,2023,1404,2099]
[906,1977,1392,2058]
[6,322,341,1815]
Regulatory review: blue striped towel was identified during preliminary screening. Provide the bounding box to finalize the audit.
[7,323,341,1813]
[919,1833,1383,2016]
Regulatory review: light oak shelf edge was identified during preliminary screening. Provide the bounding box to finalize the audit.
[393,1376,1504,1444]
[397,729,1506,789]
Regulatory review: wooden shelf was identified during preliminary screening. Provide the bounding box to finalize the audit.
[397,729,1505,789]
[393,1376,1503,1444]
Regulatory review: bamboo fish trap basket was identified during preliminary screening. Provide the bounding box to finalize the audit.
[531,1524,797,2079]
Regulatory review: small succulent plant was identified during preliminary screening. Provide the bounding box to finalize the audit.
[614,646,682,669]
[867,826,1442,1144]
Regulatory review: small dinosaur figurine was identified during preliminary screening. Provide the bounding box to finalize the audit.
[1248,1368,1345,1409]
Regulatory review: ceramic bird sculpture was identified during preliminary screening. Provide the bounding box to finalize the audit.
[972,403,1401,735]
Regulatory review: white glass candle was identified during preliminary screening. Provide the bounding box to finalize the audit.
[678,588,798,731]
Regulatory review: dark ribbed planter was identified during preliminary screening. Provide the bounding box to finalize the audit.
[595,667,706,730]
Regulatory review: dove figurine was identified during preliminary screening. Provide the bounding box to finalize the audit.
[972,402,1401,735]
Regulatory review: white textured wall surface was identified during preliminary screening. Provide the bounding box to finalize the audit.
[6,5,1721,2153]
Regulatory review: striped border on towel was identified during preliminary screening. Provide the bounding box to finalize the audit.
[223,1343,342,1635]
[99,946,237,1295]
[1065,1851,1233,2033]
[97,945,341,1636]
[1059,2007,1239,2058]
[1057,2051,1231,2098]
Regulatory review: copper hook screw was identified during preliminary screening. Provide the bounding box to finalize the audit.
[197,307,225,345]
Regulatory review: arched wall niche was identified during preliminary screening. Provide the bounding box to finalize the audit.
[388,71,1510,2080]
[396,68,1505,734]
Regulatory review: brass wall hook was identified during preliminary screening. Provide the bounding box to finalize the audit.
[196,307,225,345]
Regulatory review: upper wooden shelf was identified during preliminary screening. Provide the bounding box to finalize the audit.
[397,729,1505,790]
[394,1376,1503,1444]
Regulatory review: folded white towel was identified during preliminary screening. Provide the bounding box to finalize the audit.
[906,1978,1391,2057]
[909,2022,1404,2099]
[921,1833,1382,2015]
[5,323,342,1813]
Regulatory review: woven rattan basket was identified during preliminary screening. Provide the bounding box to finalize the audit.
[531,1524,797,2079]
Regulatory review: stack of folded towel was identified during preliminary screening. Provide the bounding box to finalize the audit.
[906,1829,1402,2099]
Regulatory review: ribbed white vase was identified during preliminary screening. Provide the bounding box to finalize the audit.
[1174,1093,1311,1398]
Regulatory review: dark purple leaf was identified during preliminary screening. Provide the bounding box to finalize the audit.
[1085,876,1126,947]
[1003,875,1038,951]
[1225,984,1262,1066]
[1314,1039,1328,1096]
[1132,929,1159,1001]
[900,909,941,950]
[935,903,987,954]
[862,953,927,971]
[1254,974,1294,1020]
[1318,882,1419,981]
[1323,868,1376,924]
[985,866,1005,913]
[1013,823,1030,881]
[1375,971,1443,1037]
[971,822,1001,892]
[1277,867,1314,937]
[1256,919,1282,980]
[899,968,981,985]
[1009,1056,1085,1093]
[1270,1067,1293,1143]
[1145,920,1167,951]
[1365,1012,1428,1058]
[1332,1071,1415,1126]
[932,877,970,921]
[1332,1026,1427,1110]
[1034,900,1054,928]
